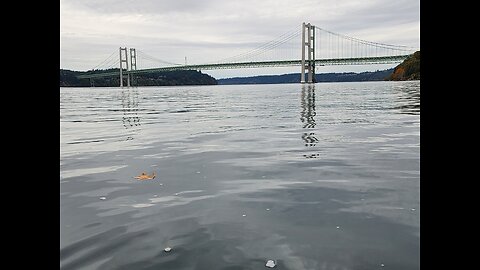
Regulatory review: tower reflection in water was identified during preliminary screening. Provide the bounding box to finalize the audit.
[121,88,140,139]
[300,84,319,158]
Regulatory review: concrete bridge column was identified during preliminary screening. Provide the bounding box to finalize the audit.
[119,47,129,87]
[301,22,315,83]
[130,48,137,86]
[301,22,306,83]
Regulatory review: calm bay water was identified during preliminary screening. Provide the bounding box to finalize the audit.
[60,81,420,270]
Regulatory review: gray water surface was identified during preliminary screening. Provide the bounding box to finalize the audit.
[60,81,420,270]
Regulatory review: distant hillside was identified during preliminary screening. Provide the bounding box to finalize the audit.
[218,69,394,85]
[60,69,217,87]
[387,51,420,81]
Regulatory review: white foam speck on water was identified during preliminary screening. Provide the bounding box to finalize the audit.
[265,260,276,268]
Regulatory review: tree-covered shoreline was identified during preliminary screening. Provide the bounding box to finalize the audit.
[60,69,217,87]
[387,51,420,81]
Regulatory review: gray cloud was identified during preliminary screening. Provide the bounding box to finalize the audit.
[63,0,212,15]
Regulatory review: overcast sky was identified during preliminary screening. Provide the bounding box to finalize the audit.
[60,0,419,78]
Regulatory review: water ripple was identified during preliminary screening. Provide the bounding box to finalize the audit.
[60,82,419,270]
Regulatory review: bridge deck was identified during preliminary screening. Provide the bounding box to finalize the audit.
[77,55,409,79]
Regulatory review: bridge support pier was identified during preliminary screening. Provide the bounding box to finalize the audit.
[301,22,315,84]
[130,48,137,86]
[119,47,130,87]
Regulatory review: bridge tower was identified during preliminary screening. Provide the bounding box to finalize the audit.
[301,22,315,84]
[130,48,137,86]
[119,47,130,87]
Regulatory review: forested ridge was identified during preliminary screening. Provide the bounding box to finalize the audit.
[60,69,217,87]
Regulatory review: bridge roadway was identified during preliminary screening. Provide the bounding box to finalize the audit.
[77,55,409,79]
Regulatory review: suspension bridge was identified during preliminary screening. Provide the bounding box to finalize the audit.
[78,22,417,85]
